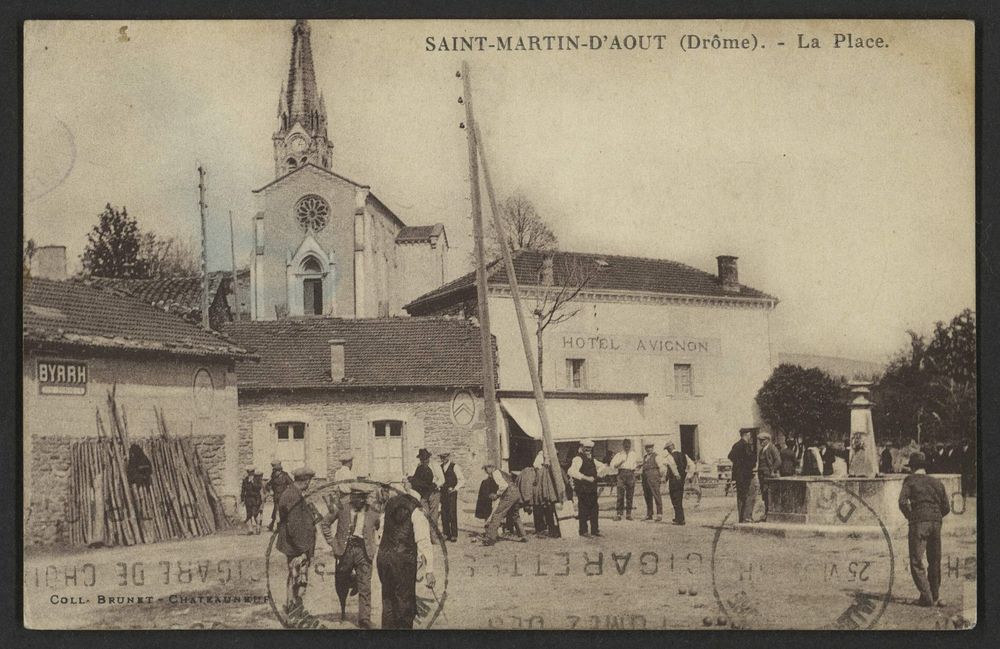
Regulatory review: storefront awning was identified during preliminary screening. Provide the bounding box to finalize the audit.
[499,397,647,441]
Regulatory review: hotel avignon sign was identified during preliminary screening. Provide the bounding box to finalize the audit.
[560,333,721,356]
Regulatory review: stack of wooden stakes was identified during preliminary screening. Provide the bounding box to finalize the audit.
[68,388,229,547]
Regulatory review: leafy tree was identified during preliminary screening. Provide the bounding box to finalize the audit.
[484,193,557,262]
[756,364,850,442]
[80,204,149,278]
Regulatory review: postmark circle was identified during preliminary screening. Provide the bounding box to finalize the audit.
[25,115,76,203]
[709,479,895,630]
[264,478,449,629]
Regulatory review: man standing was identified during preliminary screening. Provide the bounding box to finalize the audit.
[609,439,640,521]
[640,441,665,522]
[898,452,951,607]
[268,460,293,532]
[332,484,379,628]
[482,462,526,546]
[276,466,316,612]
[879,441,895,474]
[439,451,464,542]
[779,439,798,477]
[240,467,263,535]
[663,441,689,525]
[410,448,441,522]
[728,428,756,523]
[756,431,781,522]
[334,454,355,488]
[568,440,608,537]
[377,483,437,629]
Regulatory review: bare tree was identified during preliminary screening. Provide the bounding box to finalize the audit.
[140,233,200,278]
[532,254,596,387]
[477,193,558,265]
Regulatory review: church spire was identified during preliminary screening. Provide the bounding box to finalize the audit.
[273,19,333,177]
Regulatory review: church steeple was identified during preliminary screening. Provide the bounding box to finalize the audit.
[273,19,333,177]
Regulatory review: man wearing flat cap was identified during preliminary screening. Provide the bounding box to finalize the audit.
[898,452,951,607]
[568,439,609,537]
[267,459,293,532]
[332,483,379,628]
[276,466,317,612]
[756,431,781,522]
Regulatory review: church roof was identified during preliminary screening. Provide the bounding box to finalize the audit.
[396,224,446,244]
[252,162,369,194]
[23,278,251,358]
[405,249,777,314]
[222,317,490,390]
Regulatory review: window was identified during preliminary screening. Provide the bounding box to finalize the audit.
[303,278,323,315]
[566,358,586,389]
[373,420,403,438]
[276,422,305,440]
[673,364,693,396]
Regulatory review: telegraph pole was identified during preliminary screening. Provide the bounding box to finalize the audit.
[197,166,210,330]
[228,210,240,322]
[460,62,501,467]
[475,122,565,502]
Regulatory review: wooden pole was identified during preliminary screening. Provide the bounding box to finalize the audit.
[461,61,501,467]
[474,121,566,502]
[228,210,240,322]
[198,165,210,330]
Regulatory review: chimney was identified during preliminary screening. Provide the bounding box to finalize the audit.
[716,255,740,293]
[540,254,554,286]
[32,245,67,281]
[329,338,346,382]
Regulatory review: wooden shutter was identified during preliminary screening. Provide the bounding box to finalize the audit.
[252,420,274,473]
[664,362,675,397]
[403,418,425,479]
[692,364,705,397]
[350,420,370,478]
[307,422,328,479]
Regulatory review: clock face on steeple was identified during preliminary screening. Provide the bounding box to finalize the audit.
[288,134,308,154]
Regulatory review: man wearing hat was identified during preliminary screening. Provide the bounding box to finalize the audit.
[663,441,691,525]
[568,440,609,537]
[609,438,641,521]
[728,429,756,523]
[332,483,380,628]
[640,441,665,522]
[898,452,951,607]
[756,431,781,522]
[276,466,317,612]
[335,454,356,492]
[240,467,264,535]
[378,481,438,628]
[482,462,526,546]
[439,451,464,542]
[410,448,442,521]
[267,460,293,532]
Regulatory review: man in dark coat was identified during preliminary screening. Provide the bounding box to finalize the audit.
[756,431,781,522]
[664,441,688,525]
[779,439,798,477]
[409,448,440,519]
[898,452,951,607]
[240,467,263,534]
[728,429,756,523]
[820,441,836,476]
[268,460,294,532]
[377,484,437,629]
[438,451,463,542]
[332,484,380,628]
[276,466,316,612]
[879,441,895,474]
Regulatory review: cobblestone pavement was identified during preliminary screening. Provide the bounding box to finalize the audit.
[24,494,977,630]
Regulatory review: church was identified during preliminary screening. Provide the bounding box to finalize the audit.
[248,19,448,321]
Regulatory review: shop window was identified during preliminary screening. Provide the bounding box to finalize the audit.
[566,358,587,389]
[276,422,305,440]
[373,420,403,438]
[673,364,693,396]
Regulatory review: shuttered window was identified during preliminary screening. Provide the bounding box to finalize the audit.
[673,364,693,396]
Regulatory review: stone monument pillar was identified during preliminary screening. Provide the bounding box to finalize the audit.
[848,381,878,477]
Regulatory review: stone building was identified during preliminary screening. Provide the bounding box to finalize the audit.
[248,19,448,321]
[405,249,779,467]
[223,318,490,483]
[23,274,251,545]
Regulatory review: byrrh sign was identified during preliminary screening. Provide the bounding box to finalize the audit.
[560,333,721,356]
[37,360,88,395]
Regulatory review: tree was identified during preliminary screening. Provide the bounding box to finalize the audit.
[140,232,200,278]
[484,193,558,262]
[80,204,149,278]
[873,310,976,444]
[533,255,596,386]
[756,364,850,442]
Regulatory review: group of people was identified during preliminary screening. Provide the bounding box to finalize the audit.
[880,439,976,496]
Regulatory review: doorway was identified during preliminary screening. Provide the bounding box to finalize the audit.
[680,424,699,461]
[303,278,323,315]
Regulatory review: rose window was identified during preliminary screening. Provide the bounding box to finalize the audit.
[295,195,330,232]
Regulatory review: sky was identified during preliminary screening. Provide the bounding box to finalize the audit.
[23,20,975,364]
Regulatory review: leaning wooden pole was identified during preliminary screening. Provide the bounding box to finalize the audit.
[474,121,566,502]
[461,61,501,467]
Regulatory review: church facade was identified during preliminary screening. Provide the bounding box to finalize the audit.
[249,20,448,321]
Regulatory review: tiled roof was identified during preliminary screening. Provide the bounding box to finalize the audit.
[222,317,489,389]
[85,271,244,312]
[405,249,777,313]
[23,278,251,358]
[396,224,445,243]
